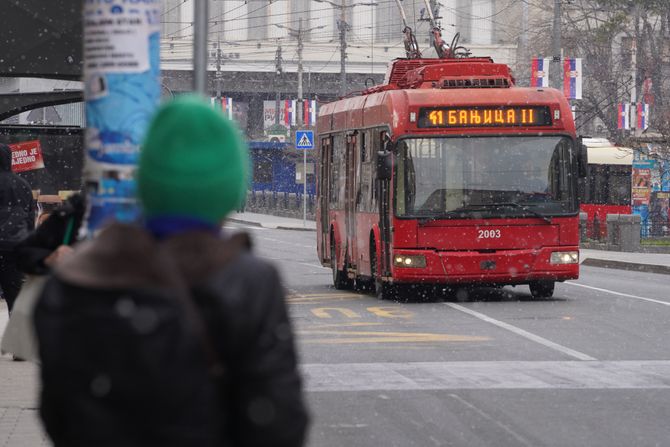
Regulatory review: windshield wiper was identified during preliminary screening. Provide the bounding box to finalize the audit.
[461,202,553,224]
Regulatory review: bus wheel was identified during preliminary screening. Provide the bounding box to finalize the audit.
[529,281,555,299]
[331,239,352,290]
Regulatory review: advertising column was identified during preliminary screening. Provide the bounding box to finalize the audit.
[83,0,161,232]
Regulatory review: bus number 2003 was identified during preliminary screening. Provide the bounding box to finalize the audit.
[478,229,501,239]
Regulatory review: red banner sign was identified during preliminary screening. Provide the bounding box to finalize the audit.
[9,140,45,173]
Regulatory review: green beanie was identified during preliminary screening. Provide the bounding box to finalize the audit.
[137,95,248,224]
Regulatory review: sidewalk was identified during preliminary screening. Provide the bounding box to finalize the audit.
[0,303,48,446]
[580,248,670,275]
[227,212,670,275]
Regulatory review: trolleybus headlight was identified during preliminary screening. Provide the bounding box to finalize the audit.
[393,255,427,268]
[550,251,579,264]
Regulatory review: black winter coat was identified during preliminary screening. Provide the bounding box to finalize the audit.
[34,223,309,447]
[0,144,34,250]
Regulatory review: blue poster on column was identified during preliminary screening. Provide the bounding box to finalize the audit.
[83,1,161,232]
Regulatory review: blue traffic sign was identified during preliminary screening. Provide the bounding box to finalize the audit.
[295,130,314,149]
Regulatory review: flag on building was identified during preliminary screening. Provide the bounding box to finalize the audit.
[210,97,233,120]
[303,100,317,126]
[617,103,630,130]
[563,58,582,99]
[637,103,650,130]
[284,99,297,127]
[530,58,551,88]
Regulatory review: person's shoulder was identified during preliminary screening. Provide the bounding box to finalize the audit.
[220,251,280,285]
[203,250,283,308]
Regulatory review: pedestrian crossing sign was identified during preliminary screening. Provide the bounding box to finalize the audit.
[295,130,314,150]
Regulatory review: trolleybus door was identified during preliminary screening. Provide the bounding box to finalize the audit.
[345,133,357,269]
[377,133,393,277]
[319,136,333,262]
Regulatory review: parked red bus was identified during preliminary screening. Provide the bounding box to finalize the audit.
[316,57,587,299]
[579,138,632,238]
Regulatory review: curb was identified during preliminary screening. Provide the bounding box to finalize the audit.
[227,218,262,228]
[228,218,316,231]
[581,258,670,276]
[276,226,316,232]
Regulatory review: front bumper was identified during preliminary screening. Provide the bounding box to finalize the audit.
[390,246,579,285]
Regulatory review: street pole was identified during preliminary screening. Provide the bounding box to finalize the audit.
[297,18,304,105]
[274,19,324,227]
[216,40,222,105]
[297,18,307,227]
[193,0,208,95]
[339,0,347,97]
[631,6,639,136]
[551,0,562,91]
[275,44,282,125]
[521,0,529,83]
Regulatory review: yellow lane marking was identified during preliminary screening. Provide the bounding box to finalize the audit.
[298,329,490,344]
[311,307,361,319]
[367,306,414,319]
[288,293,362,298]
[305,322,385,329]
[288,297,363,305]
[287,293,364,304]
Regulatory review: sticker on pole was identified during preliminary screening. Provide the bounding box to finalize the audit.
[295,130,314,149]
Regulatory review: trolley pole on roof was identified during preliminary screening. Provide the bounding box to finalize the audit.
[193,0,208,95]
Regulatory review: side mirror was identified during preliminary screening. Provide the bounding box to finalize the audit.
[377,151,392,180]
[578,143,588,178]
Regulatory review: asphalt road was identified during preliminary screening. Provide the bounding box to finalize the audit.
[226,222,670,447]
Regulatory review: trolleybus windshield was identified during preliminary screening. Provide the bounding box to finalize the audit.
[395,136,577,219]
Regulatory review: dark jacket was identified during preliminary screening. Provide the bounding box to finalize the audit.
[34,223,309,447]
[0,144,34,250]
[15,193,85,274]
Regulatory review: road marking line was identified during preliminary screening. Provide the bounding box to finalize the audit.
[303,360,670,392]
[311,307,361,318]
[298,329,489,344]
[305,322,385,329]
[566,281,670,307]
[446,303,596,361]
[367,306,414,319]
[295,261,331,270]
[448,394,535,447]
[290,293,361,298]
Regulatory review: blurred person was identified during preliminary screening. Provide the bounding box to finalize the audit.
[34,96,308,447]
[0,144,35,315]
[15,193,84,275]
[1,194,84,362]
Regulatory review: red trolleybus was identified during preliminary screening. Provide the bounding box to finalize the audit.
[316,57,587,299]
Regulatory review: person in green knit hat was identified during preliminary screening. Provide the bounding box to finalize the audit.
[138,95,248,235]
[34,96,309,447]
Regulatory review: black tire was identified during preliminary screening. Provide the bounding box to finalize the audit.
[529,281,555,299]
[331,238,352,290]
[370,242,397,300]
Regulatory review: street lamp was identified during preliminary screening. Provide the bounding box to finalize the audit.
[313,0,377,96]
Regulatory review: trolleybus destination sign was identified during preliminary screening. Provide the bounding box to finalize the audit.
[418,106,552,128]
